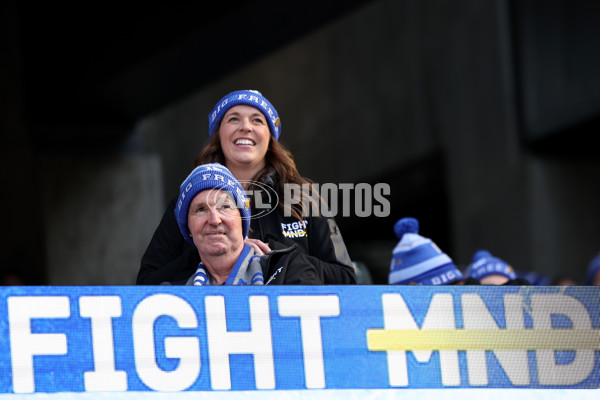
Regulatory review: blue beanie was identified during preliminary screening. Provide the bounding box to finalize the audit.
[466,250,517,281]
[208,90,281,140]
[175,163,251,244]
[389,217,463,285]
[585,251,600,285]
[516,270,550,286]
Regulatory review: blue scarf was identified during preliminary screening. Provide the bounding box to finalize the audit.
[189,245,264,286]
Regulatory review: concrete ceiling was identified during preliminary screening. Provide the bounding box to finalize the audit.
[15,1,375,148]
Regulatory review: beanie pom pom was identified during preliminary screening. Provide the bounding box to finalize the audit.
[472,249,492,262]
[394,217,419,239]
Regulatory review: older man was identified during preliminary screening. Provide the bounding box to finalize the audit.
[173,163,322,285]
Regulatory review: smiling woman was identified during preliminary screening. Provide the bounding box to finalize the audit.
[219,105,271,177]
[137,90,356,285]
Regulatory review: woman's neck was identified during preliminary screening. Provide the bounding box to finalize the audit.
[226,161,265,189]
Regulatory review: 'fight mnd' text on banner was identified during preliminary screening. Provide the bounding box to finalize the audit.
[0,285,599,393]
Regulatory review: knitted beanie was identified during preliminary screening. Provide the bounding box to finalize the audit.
[208,90,281,140]
[585,251,600,285]
[466,250,517,281]
[175,163,251,244]
[389,217,463,285]
[517,270,550,286]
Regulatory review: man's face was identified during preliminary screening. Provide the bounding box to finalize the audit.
[593,270,600,286]
[479,274,510,285]
[187,189,243,258]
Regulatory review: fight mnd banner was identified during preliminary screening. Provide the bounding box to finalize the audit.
[0,286,598,394]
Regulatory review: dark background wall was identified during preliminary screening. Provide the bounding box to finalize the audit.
[2,0,599,285]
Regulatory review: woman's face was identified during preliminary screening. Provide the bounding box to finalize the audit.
[219,105,270,170]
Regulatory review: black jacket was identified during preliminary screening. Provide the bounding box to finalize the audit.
[261,245,324,284]
[137,191,355,285]
[181,245,323,285]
